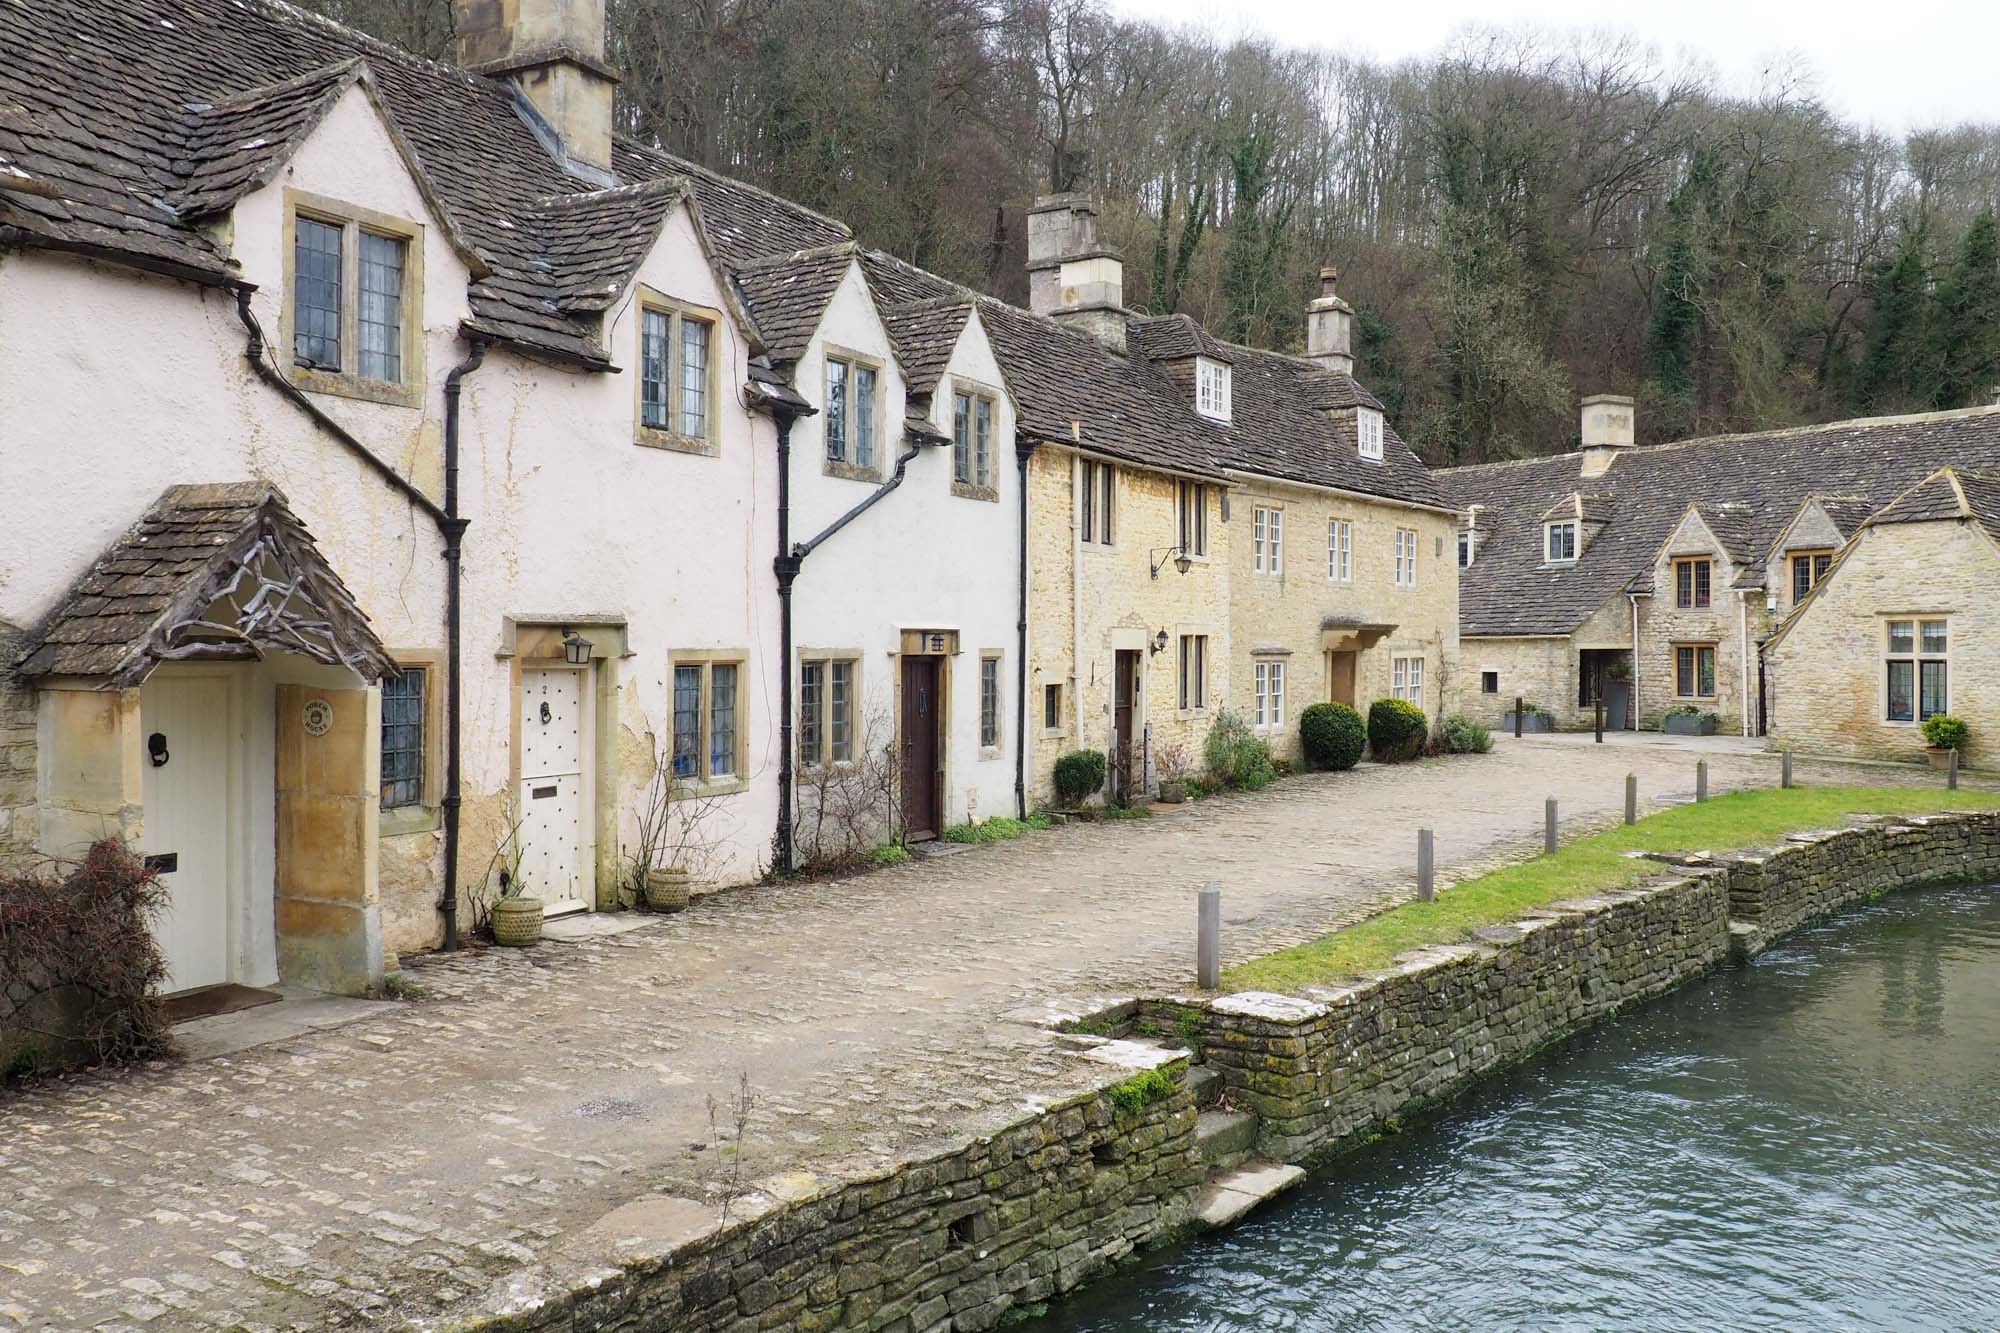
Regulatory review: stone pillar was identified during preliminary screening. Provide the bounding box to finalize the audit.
[275,685,382,994]
[35,686,144,856]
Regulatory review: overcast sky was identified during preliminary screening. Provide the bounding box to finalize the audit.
[1107,0,2000,133]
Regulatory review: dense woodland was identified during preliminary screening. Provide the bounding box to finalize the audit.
[307,0,2000,464]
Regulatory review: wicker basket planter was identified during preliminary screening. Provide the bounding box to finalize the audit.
[491,895,544,947]
[644,868,691,913]
[1156,779,1187,805]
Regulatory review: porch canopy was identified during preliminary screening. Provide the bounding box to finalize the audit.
[17,482,392,686]
[1320,614,1396,655]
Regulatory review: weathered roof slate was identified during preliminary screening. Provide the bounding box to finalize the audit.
[18,481,392,685]
[878,299,973,399]
[1442,406,2000,636]
[731,244,857,365]
[171,59,365,218]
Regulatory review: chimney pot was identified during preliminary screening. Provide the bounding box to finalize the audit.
[454,0,618,175]
[1027,193,1126,351]
[1306,261,1354,376]
[1578,393,1636,477]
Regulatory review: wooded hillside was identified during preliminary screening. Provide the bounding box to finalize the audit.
[308,0,2000,463]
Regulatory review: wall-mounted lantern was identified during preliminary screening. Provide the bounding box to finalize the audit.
[561,628,594,666]
[1149,546,1193,580]
[1150,629,1169,656]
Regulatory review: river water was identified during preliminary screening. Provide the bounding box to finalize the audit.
[1043,885,2000,1332]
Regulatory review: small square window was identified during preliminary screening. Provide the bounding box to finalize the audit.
[1480,670,1499,695]
[1545,521,1578,563]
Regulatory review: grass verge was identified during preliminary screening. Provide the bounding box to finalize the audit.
[1223,786,2000,995]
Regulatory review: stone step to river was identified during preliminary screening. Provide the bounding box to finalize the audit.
[1184,1063,1223,1109]
[1194,1160,1308,1230]
[1196,1109,1259,1168]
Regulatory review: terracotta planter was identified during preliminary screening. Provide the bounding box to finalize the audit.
[644,867,691,913]
[1927,747,1957,771]
[1156,780,1187,805]
[491,895,544,947]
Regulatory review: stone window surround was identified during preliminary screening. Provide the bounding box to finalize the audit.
[1251,652,1288,730]
[1674,556,1713,610]
[1544,519,1579,564]
[281,188,426,410]
[378,646,444,837]
[1790,549,1835,606]
[632,287,724,458]
[1882,615,1949,725]
[824,343,886,482]
[978,650,1004,755]
[1391,652,1425,708]
[797,648,862,771]
[1673,641,1718,700]
[1327,516,1353,583]
[1040,680,1066,738]
[669,649,750,796]
[949,376,1002,502]
[1176,629,1211,717]
[1252,504,1284,576]
[1078,458,1115,546]
[1394,526,1419,588]
[1480,667,1500,695]
[1176,480,1210,560]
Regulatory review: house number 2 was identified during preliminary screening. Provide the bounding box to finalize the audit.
[303,697,334,737]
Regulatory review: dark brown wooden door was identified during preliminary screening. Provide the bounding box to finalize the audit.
[1112,649,1140,804]
[900,656,942,840]
[1329,652,1357,707]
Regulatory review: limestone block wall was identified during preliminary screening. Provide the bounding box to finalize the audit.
[1225,477,1457,762]
[1767,522,2000,767]
[1636,512,1751,732]
[1026,448,1229,803]
[1452,635,1572,728]
[444,1057,1202,1333]
[0,624,37,866]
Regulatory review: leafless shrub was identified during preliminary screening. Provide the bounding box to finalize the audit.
[624,734,731,900]
[706,1071,758,1222]
[794,709,902,872]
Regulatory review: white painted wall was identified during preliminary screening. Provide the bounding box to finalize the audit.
[0,84,781,956]
[788,267,1021,835]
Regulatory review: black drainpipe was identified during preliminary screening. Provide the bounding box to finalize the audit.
[1014,439,1035,819]
[438,340,487,951]
[775,431,932,873]
[236,288,485,951]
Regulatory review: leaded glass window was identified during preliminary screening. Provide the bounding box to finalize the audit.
[380,667,424,808]
[709,663,738,778]
[641,308,671,429]
[357,232,405,382]
[294,216,343,370]
[672,665,701,778]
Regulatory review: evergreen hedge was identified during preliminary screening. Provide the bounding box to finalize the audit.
[1368,697,1428,762]
[1300,702,1366,771]
[1052,749,1107,805]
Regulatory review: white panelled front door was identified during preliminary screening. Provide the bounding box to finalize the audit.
[518,666,592,915]
[140,674,233,993]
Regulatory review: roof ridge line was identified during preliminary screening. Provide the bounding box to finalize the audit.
[733,240,860,271]
[614,138,857,242]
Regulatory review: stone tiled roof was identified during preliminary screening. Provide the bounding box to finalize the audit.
[172,59,367,218]
[1127,320,1447,511]
[730,244,857,366]
[1441,406,2000,637]
[1131,313,1233,365]
[532,177,688,313]
[1868,467,2000,547]
[18,482,392,685]
[878,299,973,399]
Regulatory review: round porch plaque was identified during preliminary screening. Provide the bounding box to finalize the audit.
[302,697,335,737]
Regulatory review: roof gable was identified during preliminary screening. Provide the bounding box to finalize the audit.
[732,244,859,366]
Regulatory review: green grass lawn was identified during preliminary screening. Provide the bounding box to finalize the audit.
[1222,786,2000,996]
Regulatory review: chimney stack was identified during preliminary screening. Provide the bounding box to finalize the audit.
[1306,266,1355,377]
[1578,393,1636,477]
[455,0,618,176]
[1026,194,1127,352]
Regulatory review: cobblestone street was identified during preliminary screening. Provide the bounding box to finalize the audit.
[0,739,1961,1329]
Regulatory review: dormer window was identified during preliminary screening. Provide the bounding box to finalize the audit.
[1458,531,1473,568]
[1195,357,1231,422]
[1545,520,1578,563]
[1357,407,1384,461]
[285,190,423,409]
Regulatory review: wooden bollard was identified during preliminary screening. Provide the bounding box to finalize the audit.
[1949,747,1960,791]
[1514,696,1524,739]
[1197,883,1220,990]
[1545,797,1559,854]
[1696,759,1708,803]
[1625,772,1638,825]
[1594,698,1604,743]
[1417,828,1435,902]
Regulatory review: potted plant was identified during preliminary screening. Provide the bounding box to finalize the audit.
[627,742,694,913]
[1662,705,1719,737]
[1153,738,1191,804]
[1503,702,1554,734]
[487,822,543,947]
[1922,714,1969,770]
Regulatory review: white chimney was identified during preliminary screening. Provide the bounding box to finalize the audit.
[455,0,618,176]
[1306,266,1354,376]
[1579,393,1636,478]
[1027,194,1126,351]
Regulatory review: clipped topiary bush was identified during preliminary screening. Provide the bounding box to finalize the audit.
[1204,708,1276,790]
[1300,701,1367,771]
[1053,749,1107,806]
[1922,714,1969,751]
[1368,697,1428,762]
[1436,713,1494,754]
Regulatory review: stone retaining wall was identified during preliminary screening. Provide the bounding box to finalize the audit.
[439,1052,1202,1333]
[1162,810,2000,1165]
[445,811,1999,1332]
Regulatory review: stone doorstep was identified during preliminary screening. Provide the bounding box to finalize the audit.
[1193,1160,1306,1231]
[1184,1064,1223,1109]
[1194,1109,1258,1167]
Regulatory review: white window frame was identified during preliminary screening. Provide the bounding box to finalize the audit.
[1357,407,1385,461]
[1394,527,1419,588]
[1178,634,1208,712]
[1545,520,1578,564]
[1392,655,1425,709]
[1328,518,1353,582]
[1884,618,1948,724]
[1080,459,1114,545]
[1253,659,1287,730]
[1195,356,1232,422]
[1177,481,1208,557]
[1254,506,1284,576]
